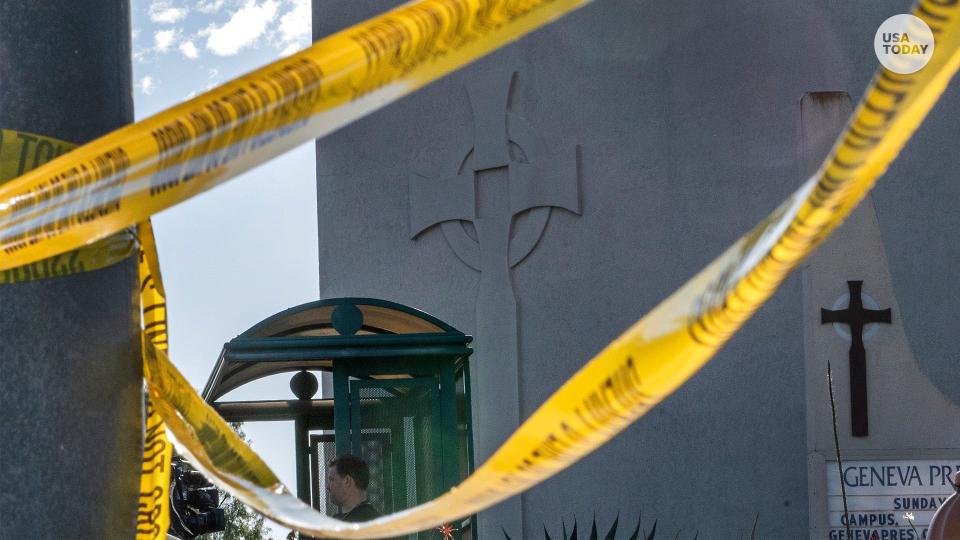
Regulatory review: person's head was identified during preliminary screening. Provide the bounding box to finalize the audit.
[326,454,370,507]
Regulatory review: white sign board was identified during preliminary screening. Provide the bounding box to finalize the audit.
[827,459,960,540]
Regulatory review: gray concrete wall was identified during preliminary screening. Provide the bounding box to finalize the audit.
[312,1,960,537]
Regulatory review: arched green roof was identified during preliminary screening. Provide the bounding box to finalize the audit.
[239,297,461,337]
[202,297,470,402]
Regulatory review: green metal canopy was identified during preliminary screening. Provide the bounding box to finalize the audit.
[201,298,476,538]
[202,297,472,402]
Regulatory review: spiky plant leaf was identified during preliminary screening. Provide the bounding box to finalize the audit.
[750,513,759,540]
[692,532,699,540]
[672,530,681,540]
[503,528,513,540]
[626,515,642,540]
[644,519,657,540]
[521,513,653,540]
[604,513,620,540]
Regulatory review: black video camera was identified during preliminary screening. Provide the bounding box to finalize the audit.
[168,456,226,539]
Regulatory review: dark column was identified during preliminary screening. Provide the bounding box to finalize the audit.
[296,415,312,503]
[291,370,320,505]
[0,3,140,539]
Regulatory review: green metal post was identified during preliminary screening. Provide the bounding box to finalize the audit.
[439,363,460,496]
[295,414,311,504]
[333,361,351,457]
[349,381,364,457]
[463,363,478,539]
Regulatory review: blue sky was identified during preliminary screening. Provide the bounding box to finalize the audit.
[132,0,312,104]
[131,1,318,536]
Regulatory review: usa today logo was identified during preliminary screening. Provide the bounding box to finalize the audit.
[874,14,934,74]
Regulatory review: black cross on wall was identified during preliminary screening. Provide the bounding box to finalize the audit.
[820,280,892,437]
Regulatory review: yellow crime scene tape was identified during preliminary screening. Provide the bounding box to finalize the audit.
[139,0,960,537]
[138,220,172,540]
[0,0,593,273]
[138,397,173,540]
[1,0,957,537]
[0,129,135,283]
[0,129,75,181]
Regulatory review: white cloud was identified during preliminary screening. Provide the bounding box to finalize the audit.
[201,0,279,56]
[205,69,222,90]
[132,48,150,63]
[154,29,178,52]
[132,28,141,40]
[149,1,188,23]
[275,0,310,55]
[179,41,199,59]
[139,75,156,95]
[196,0,226,13]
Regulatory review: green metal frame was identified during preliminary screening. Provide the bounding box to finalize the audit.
[333,356,471,537]
[310,432,396,514]
[351,379,442,508]
[201,298,475,538]
[309,433,336,512]
[333,362,465,488]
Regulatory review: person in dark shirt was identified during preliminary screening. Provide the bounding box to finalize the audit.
[327,454,382,522]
